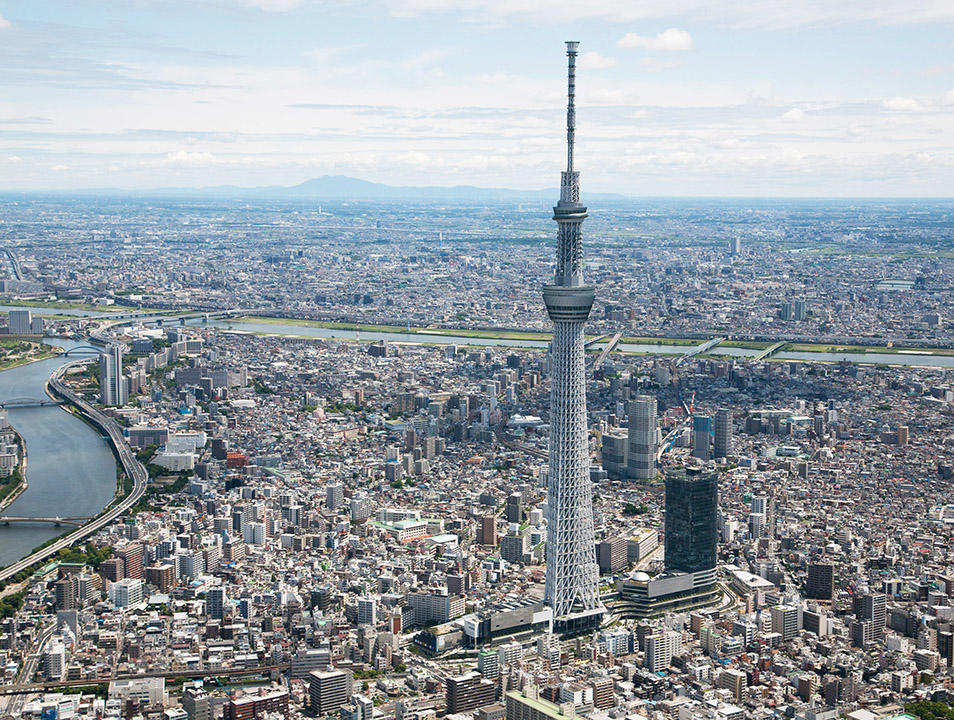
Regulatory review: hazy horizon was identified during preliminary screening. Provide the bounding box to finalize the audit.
[2,2,954,196]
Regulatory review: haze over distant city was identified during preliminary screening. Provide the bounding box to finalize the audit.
[3,0,954,196]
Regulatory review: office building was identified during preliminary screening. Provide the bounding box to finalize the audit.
[691,415,711,461]
[542,41,603,635]
[446,671,497,714]
[714,408,732,459]
[308,670,353,716]
[665,467,718,575]
[600,431,627,479]
[597,537,628,574]
[805,562,834,600]
[626,395,657,480]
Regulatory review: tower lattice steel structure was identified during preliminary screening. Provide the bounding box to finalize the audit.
[543,41,604,634]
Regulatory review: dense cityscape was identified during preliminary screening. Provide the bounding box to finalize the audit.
[0,26,954,720]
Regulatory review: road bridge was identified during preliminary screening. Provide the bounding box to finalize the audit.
[751,341,786,362]
[60,345,103,356]
[592,332,622,370]
[674,336,724,367]
[0,516,89,527]
[0,397,63,408]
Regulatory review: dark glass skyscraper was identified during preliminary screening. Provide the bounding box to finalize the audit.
[664,467,719,574]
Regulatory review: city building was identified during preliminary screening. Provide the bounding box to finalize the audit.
[691,415,711,461]
[308,670,353,716]
[99,343,127,406]
[626,395,657,480]
[446,671,497,714]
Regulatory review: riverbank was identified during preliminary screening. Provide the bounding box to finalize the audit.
[0,427,27,510]
[234,316,949,357]
[0,339,58,371]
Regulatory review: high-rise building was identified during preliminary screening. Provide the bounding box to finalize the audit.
[356,596,377,625]
[713,408,732,459]
[542,41,603,635]
[597,537,628,574]
[8,309,32,335]
[664,467,718,575]
[479,515,498,547]
[99,343,127,406]
[805,562,834,600]
[793,300,807,321]
[446,671,497,714]
[308,670,353,716]
[117,543,144,580]
[691,415,711,461]
[644,633,676,673]
[626,395,657,480]
[206,587,227,620]
[770,605,799,641]
[182,683,211,720]
[855,593,886,642]
[600,431,627,479]
[326,483,344,511]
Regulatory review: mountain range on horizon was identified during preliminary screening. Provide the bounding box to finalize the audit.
[8,174,632,203]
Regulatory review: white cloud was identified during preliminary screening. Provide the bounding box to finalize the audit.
[380,0,954,29]
[51,164,69,171]
[883,96,924,112]
[619,28,694,52]
[6,156,21,162]
[579,51,616,70]
[0,13,10,28]
[780,108,805,122]
[241,0,301,10]
[639,57,683,72]
[165,150,215,165]
[942,89,954,106]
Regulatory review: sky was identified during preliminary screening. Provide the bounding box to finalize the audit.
[2,1,954,196]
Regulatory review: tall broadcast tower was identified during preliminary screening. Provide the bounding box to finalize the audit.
[543,41,604,635]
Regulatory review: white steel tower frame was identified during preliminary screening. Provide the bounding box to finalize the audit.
[542,41,604,633]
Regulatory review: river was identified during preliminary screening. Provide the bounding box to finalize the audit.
[0,339,117,568]
[200,319,954,368]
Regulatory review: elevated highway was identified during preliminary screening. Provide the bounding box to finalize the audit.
[0,359,148,584]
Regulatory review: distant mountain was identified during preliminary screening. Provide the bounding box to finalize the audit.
[22,175,629,203]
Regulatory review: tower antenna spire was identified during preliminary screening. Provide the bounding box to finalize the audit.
[565,41,578,174]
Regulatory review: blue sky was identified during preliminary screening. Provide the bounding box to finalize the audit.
[2,1,954,195]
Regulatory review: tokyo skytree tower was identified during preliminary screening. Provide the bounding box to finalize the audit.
[542,41,604,634]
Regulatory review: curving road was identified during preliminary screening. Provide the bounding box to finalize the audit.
[0,359,147,584]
